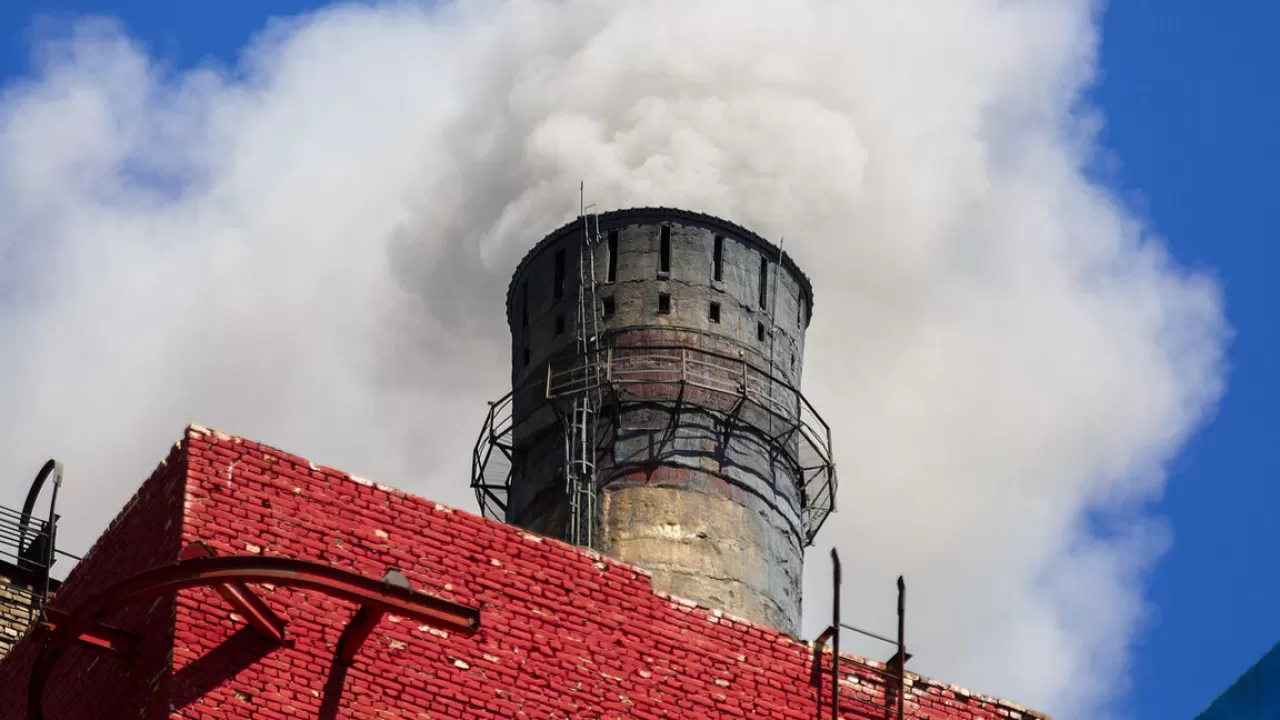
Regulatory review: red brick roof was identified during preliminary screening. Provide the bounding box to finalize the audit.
[0,426,1050,719]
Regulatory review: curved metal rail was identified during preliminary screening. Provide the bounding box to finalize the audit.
[0,460,64,634]
[471,394,518,522]
[472,344,837,544]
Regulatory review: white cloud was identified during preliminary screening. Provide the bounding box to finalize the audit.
[0,1,1227,716]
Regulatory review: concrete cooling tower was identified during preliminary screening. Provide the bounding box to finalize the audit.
[472,207,836,636]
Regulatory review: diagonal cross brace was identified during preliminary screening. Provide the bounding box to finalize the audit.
[40,608,140,659]
[180,542,287,644]
[334,569,413,666]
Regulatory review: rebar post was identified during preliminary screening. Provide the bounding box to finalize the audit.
[831,548,841,720]
[897,575,906,720]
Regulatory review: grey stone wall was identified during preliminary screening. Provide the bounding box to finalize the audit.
[503,208,815,636]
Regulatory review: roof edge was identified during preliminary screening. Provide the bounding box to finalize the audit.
[180,423,1050,720]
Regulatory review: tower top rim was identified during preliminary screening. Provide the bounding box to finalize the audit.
[503,206,815,322]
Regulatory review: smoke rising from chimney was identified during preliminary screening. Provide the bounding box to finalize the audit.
[0,2,1227,716]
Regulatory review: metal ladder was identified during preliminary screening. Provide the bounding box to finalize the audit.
[565,188,603,549]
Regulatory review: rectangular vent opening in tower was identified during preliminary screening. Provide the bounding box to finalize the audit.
[607,230,618,282]
[709,302,721,323]
[757,321,766,341]
[602,297,615,319]
[713,235,724,282]
[758,254,769,308]
[554,247,566,300]
[659,226,671,275]
[658,293,671,315]
[554,314,565,336]
[520,281,529,329]
[522,345,530,366]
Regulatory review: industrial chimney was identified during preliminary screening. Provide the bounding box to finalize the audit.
[472,207,836,635]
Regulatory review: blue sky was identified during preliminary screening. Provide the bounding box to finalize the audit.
[1087,4,1279,718]
[0,2,1275,717]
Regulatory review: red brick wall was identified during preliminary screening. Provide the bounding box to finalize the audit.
[0,440,189,718]
[0,427,1050,720]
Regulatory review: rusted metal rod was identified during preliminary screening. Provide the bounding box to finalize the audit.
[832,548,841,720]
[897,575,907,720]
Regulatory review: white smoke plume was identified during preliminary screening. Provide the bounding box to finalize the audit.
[0,1,1227,716]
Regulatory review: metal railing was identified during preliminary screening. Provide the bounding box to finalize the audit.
[0,460,64,622]
[550,345,836,542]
[471,394,518,522]
[813,549,910,720]
[472,344,838,545]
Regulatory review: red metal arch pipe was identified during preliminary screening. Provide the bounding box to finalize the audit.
[27,555,481,720]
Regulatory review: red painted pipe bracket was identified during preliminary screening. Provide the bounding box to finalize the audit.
[179,542,288,643]
[37,608,140,660]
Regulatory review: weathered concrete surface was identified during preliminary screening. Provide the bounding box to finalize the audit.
[601,482,801,633]
[503,208,817,636]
